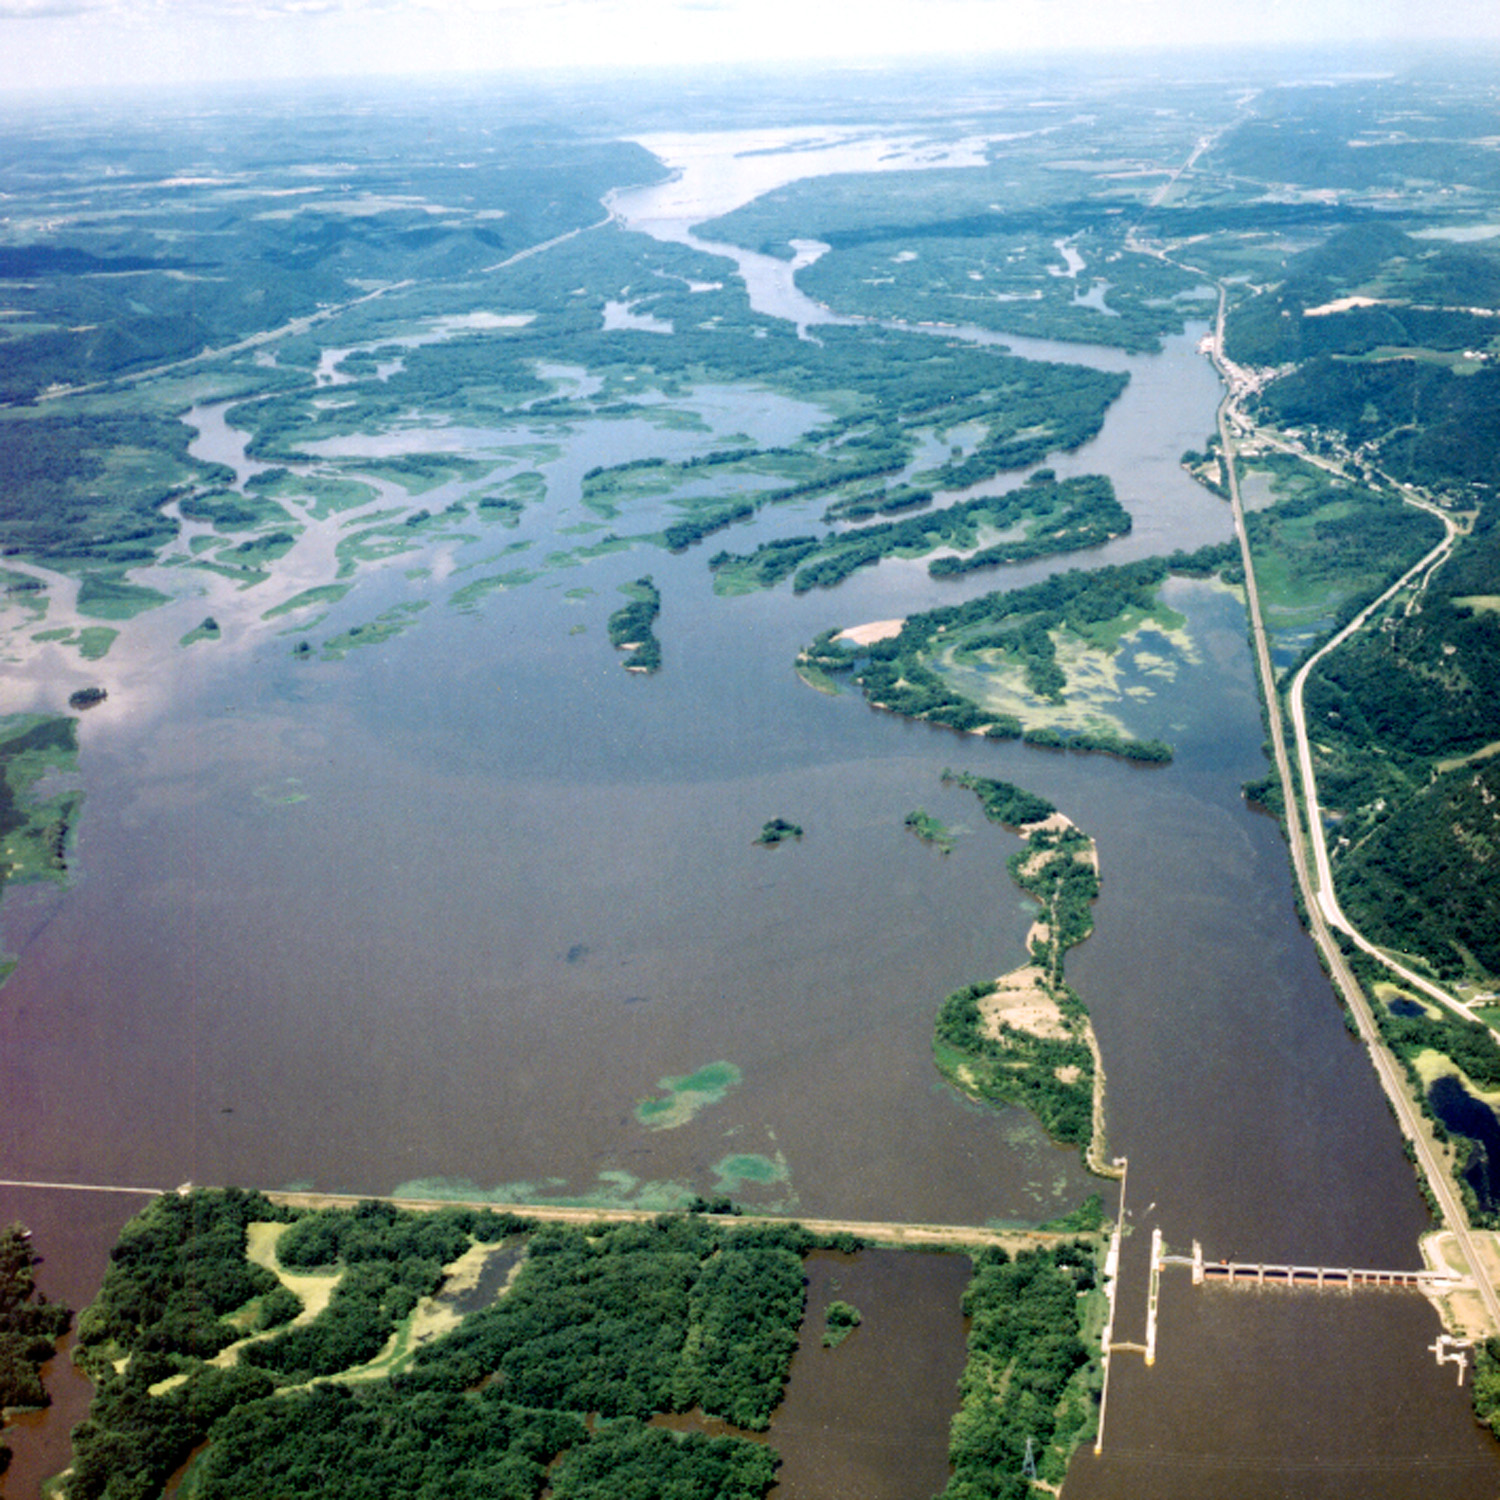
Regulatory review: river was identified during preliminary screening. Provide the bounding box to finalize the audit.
[2,124,1498,1498]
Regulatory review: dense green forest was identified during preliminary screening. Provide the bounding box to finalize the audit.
[63,1194,832,1500]
[0,411,222,577]
[0,115,667,402]
[1290,504,1500,981]
[0,1223,73,1475]
[940,1243,1102,1498]
[1198,143,1500,986]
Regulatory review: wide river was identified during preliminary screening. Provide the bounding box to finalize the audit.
[3,129,1498,1498]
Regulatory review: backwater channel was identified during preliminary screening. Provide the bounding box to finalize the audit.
[3,133,1500,1498]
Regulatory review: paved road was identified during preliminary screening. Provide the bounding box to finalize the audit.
[1204,290,1500,1335]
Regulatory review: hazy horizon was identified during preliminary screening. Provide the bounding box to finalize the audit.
[4,0,1500,99]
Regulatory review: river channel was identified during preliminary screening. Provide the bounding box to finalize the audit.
[2,127,1499,1497]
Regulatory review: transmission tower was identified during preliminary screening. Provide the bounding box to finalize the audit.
[1021,1436,1038,1482]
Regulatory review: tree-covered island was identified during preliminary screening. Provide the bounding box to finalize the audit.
[755,817,804,847]
[799,549,1235,761]
[606,576,662,673]
[54,1189,1107,1500]
[932,773,1114,1175]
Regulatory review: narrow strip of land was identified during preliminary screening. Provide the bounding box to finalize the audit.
[0,1176,1075,1253]
[0,1177,166,1196]
[264,1190,1071,1253]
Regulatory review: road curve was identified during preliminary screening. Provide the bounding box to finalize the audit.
[1205,288,1500,1334]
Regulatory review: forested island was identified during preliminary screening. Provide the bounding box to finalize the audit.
[709,473,1129,594]
[56,1189,1105,1500]
[755,817,804,847]
[798,551,1230,759]
[930,774,1110,1169]
[606,577,662,672]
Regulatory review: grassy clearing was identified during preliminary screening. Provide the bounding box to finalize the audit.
[1455,596,1500,616]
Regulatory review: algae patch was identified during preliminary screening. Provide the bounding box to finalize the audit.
[391,1172,699,1213]
[635,1060,742,1131]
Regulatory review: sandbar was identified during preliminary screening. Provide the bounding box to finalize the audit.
[836,618,904,646]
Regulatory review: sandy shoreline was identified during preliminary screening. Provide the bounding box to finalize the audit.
[835,617,904,646]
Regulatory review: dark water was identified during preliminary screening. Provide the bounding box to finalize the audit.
[3,261,1499,1495]
[768,1250,971,1499]
[1430,1076,1500,1216]
[0,1188,145,1500]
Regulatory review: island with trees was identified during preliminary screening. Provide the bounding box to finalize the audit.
[755,818,803,847]
[55,1188,1106,1500]
[932,774,1112,1173]
[607,577,662,673]
[709,473,1129,595]
[797,550,1232,760]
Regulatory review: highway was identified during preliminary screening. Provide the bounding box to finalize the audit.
[1204,289,1500,1334]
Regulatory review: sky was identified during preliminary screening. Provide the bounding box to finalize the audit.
[3,0,1500,96]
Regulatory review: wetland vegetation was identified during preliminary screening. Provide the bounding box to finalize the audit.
[0,716,81,968]
[904,808,957,854]
[800,551,1228,758]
